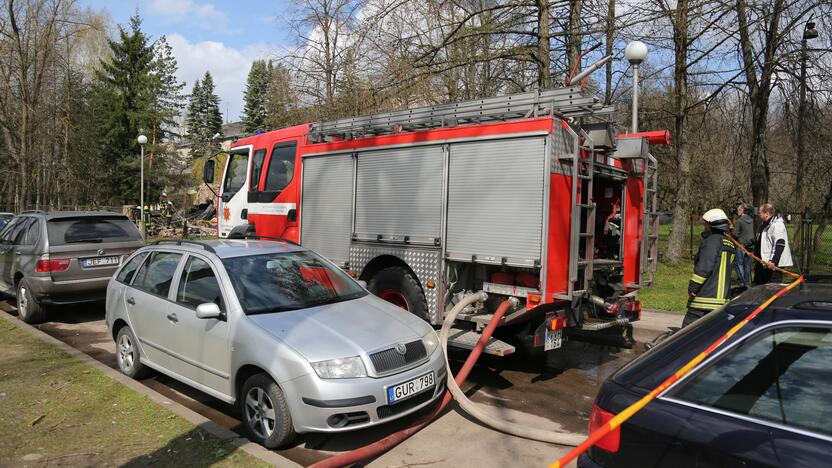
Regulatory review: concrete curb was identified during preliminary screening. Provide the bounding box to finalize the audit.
[0,311,301,468]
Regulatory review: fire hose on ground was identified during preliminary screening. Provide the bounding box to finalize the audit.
[311,292,581,468]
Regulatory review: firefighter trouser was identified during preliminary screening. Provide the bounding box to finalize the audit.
[682,308,710,327]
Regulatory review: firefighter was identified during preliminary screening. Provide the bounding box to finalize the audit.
[683,208,735,327]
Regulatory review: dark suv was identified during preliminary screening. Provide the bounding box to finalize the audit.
[0,211,144,323]
[580,278,832,467]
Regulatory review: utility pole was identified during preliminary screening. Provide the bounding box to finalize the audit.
[796,19,818,212]
[795,19,818,254]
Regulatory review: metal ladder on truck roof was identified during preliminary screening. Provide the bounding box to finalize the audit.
[556,131,597,301]
[309,87,615,142]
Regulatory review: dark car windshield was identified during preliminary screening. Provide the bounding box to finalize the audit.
[222,251,367,315]
[47,216,142,245]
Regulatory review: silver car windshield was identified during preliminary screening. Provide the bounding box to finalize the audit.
[222,251,367,315]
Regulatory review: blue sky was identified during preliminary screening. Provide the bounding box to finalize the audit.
[80,0,297,121]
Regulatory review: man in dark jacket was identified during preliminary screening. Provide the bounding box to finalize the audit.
[733,204,754,287]
[683,208,735,327]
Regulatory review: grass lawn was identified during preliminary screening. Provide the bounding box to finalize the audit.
[0,319,267,467]
[637,223,695,313]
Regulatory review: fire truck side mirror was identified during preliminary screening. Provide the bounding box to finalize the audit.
[203,159,215,184]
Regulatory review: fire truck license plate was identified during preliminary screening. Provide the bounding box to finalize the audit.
[387,372,435,404]
[545,329,562,351]
[81,256,120,268]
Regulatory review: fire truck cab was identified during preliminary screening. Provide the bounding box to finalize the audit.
[207,86,664,356]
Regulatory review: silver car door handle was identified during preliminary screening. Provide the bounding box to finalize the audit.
[15,251,22,255]
[126,297,135,305]
[166,313,178,323]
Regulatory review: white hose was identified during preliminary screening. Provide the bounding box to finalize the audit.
[440,293,584,447]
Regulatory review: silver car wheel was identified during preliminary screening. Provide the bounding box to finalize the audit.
[17,284,28,316]
[117,333,135,372]
[245,387,276,439]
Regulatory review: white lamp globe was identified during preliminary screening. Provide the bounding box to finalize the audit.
[625,41,648,65]
[137,135,148,145]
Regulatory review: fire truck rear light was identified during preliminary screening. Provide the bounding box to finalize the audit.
[547,316,566,331]
[36,258,70,273]
[425,280,436,289]
[528,294,541,303]
[625,300,642,320]
[589,404,620,452]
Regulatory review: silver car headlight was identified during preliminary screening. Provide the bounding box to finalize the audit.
[310,356,367,379]
[422,330,440,355]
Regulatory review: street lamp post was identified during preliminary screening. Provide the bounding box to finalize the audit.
[625,41,648,133]
[796,20,818,212]
[137,134,148,239]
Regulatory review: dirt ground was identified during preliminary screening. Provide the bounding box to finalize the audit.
[1,301,679,467]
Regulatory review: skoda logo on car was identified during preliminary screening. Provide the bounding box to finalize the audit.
[395,343,407,355]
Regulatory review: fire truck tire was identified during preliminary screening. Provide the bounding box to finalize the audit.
[368,266,429,321]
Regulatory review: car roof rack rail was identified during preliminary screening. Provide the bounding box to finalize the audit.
[20,210,45,214]
[242,234,300,246]
[152,239,217,253]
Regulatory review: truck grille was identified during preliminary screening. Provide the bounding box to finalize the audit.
[369,340,427,374]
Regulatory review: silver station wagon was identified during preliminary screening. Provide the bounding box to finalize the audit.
[105,239,445,448]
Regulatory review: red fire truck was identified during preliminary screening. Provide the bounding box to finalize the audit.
[204,86,665,355]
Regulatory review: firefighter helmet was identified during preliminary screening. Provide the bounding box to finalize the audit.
[702,208,729,230]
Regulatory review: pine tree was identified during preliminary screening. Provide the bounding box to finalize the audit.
[265,62,300,129]
[149,35,187,142]
[201,72,223,142]
[91,13,156,204]
[242,60,273,133]
[185,71,223,162]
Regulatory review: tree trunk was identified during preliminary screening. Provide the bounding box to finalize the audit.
[735,0,784,207]
[665,0,691,264]
[536,0,550,88]
[567,0,583,76]
[604,0,615,104]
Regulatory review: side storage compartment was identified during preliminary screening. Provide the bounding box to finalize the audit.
[354,146,444,244]
[300,154,354,266]
[446,137,547,268]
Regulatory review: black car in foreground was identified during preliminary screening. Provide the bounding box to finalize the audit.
[580,278,832,468]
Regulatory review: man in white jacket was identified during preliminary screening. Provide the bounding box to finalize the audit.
[753,203,793,284]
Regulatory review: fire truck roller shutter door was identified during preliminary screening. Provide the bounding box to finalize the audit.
[354,146,443,243]
[446,137,546,266]
[300,154,354,266]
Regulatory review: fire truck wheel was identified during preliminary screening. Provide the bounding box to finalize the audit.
[368,266,429,321]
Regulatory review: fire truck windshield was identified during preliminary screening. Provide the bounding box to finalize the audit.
[223,150,249,194]
[222,251,367,315]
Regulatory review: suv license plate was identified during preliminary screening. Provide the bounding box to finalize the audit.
[82,256,120,268]
[545,328,562,351]
[387,372,435,404]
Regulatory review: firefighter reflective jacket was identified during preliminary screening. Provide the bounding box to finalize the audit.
[688,231,735,311]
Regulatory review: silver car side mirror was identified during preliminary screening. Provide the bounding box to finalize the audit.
[357,280,367,289]
[196,302,222,319]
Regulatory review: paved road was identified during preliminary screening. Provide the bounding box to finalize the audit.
[2,301,678,467]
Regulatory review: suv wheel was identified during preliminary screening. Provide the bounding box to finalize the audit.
[240,373,295,448]
[116,326,149,379]
[16,279,47,324]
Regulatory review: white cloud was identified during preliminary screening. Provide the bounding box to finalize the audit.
[167,33,273,122]
[149,0,235,33]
